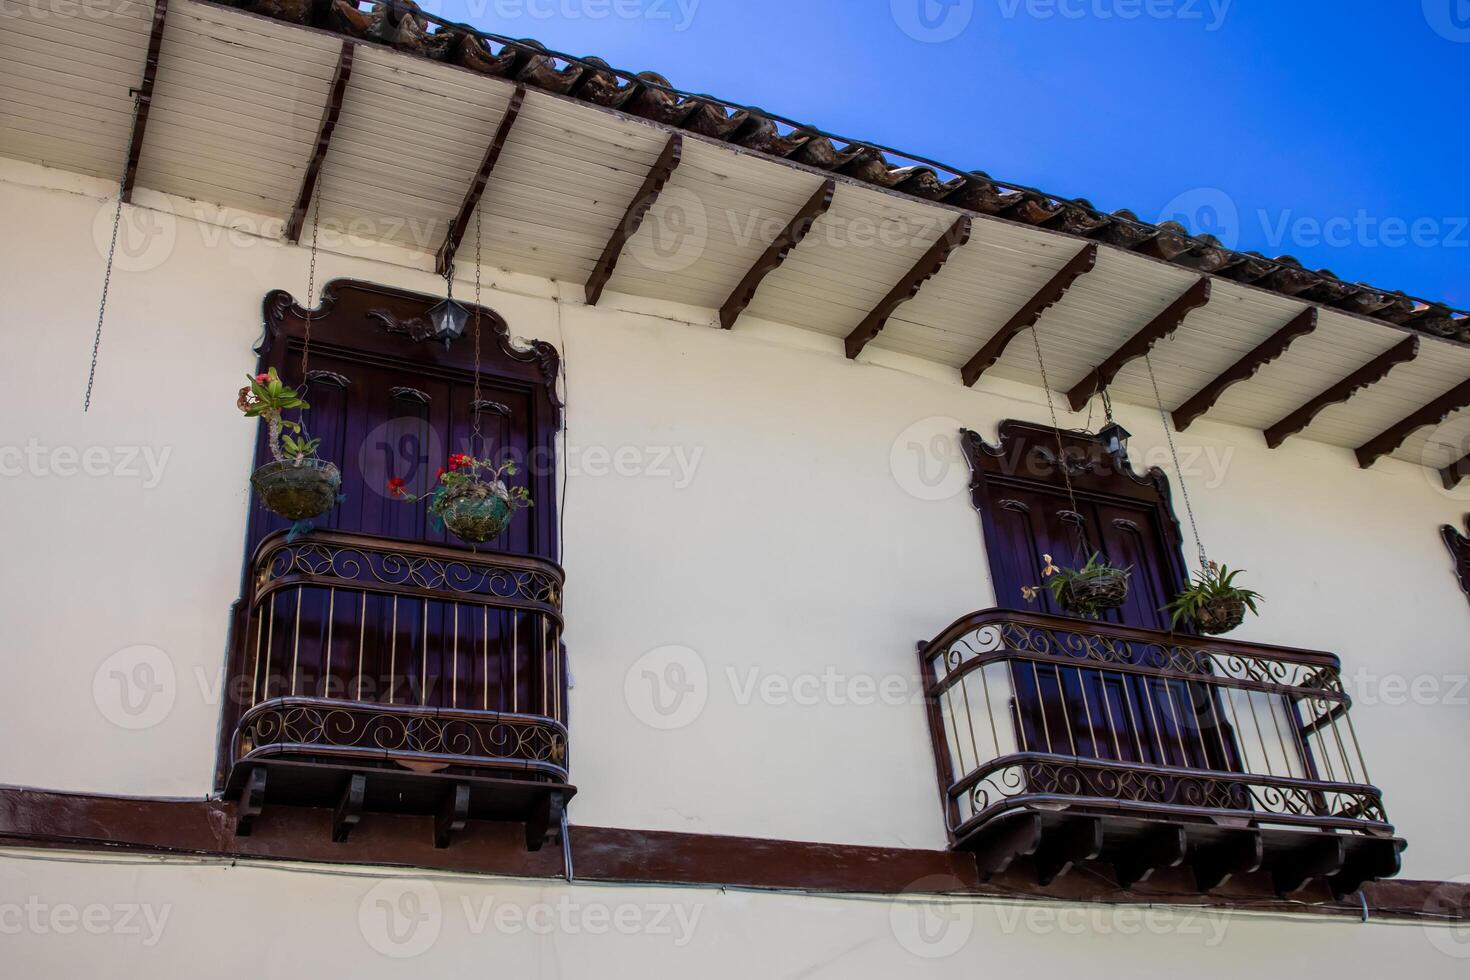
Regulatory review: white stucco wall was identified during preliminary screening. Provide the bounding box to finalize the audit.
[3,851,1469,976]
[1,161,1468,885]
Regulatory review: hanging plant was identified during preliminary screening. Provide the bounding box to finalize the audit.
[1166,562,1262,636]
[390,452,532,544]
[239,368,341,522]
[1024,553,1133,619]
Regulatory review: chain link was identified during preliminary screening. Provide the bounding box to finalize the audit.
[301,189,322,383]
[472,208,483,444]
[1029,325,1087,561]
[84,91,144,412]
[1145,351,1210,571]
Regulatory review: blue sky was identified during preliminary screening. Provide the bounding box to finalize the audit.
[432,0,1469,309]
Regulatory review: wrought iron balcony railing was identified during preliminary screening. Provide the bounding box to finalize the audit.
[918,609,1403,898]
[222,530,571,849]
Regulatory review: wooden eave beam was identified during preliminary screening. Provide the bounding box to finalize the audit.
[1441,453,1470,491]
[120,0,169,204]
[1264,336,1421,449]
[719,179,835,329]
[961,243,1097,387]
[285,41,355,244]
[844,215,972,359]
[1355,375,1470,469]
[435,85,526,277]
[585,134,683,306]
[1066,277,1212,411]
[1172,308,1318,431]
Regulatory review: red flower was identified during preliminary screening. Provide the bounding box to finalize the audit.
[386,477,407,497]
[436,467,447,482]
[255,373,270,384]
[448,453,471,471]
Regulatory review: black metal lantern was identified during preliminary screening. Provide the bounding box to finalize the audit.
[427,297,470,346]
[1097,420,1131,463]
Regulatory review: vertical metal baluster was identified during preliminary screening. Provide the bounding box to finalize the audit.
[290,588,303,697]
[1141,676,1168,765]
[325,587,336,698]
[978,660,1001,759]
[1119,671,1145,762]
[1054,664,1077,757]
[356,592,366,701]
[957,659,983,771]
[1183,680,1209,768]
[1102,671,1122,761]
[942,674,969,777]
[388,596,398,705]
[1244,689,1274,777]
[1307,697,1339,784]
[512,611,519,714]
[1164,681,1189,766]
[251,609,265,707]
[1204,682,1232,771]
[264,593,277,701]
[540,615,548,717]
[554,624,562,723]
[483,606,489,712]
[1342,710,1372,787]
[1265,690,1295,776]
[452,603,460,709]
[421,602,429,707]
[1325,702,1355,784]
[1223,685,1251,773]
[1076,667,1099,759]
[1029,661,1053,754]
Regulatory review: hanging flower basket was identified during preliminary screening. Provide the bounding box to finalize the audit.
[1193,595,1247,636]
[439,482,515,543]
[390,452,532,545]
[1166,562,1262,636]
[250,458,342,521]
[239,369,341,526]
[1057,566,1131,616]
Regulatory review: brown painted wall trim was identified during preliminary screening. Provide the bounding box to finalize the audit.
[0,786,1463,923]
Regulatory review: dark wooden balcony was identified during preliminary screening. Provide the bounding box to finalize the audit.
[222,530,572,850]
[919,609,1404,898]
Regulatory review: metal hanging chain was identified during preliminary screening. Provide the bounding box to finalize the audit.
[1028,324,1087,562]
[83,91,144,413]
[471,208,484,446]
[300,188,323,384]
[1100,382,1117,428]
[1145,351,1209,571]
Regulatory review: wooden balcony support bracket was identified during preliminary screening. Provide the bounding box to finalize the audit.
[1067,276,1212,411]
[1173,308,1318,431]
[1112,824,1188,891]
[968,811,1044,881]
[1331,839,1405,902]
[719,179,836,329]
[435,85,526,277]
[526,788,568,852]
[1355,375,1470,469]
[1034,815,1104,887]
[1265,336,1421,449]
[332,773,366,843]
[285,40,356,244]
[844,215,972,359]
[120,0,169,204]
[435,783,471,850]
[1193,829,1264,894]
[1273,836,1346,898]
[585,134,684,306]
[962,243,1098,387]
[234,767,267,838]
